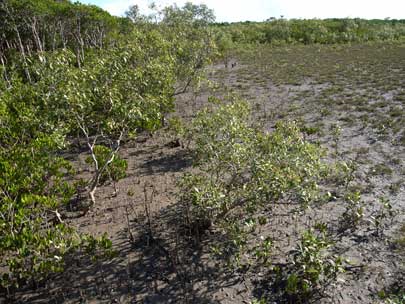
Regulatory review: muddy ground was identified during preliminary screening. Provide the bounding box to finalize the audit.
[8,43,405,303]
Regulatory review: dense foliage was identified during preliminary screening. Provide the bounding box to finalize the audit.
[215,18,405,45]
[0,0,217,292]
[0,0,127,59]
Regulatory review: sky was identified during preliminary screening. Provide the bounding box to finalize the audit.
[78,0,405,22]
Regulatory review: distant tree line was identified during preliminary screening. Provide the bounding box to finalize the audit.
[214,18,405,44]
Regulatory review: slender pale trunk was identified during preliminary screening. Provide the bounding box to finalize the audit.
[0,55,11,86]
[30,17,43,52]
[15,26,32,83]
[77,118,125,206]
[87,147,120,205]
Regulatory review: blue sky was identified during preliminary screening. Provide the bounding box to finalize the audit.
[78,0,405,22]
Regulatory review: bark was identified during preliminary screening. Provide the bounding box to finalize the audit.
[76,117,125,206]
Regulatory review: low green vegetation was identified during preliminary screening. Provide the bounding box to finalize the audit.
[176,99,365,302]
